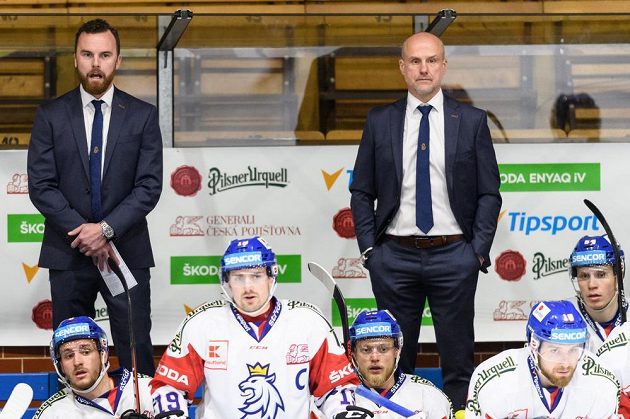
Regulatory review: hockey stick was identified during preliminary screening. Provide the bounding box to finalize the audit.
[107,258,145,418]
[355,385,416,417]
[583,199,626,323]
[307,262,350,347]
[0,383,33,419]
[307,263,420,417]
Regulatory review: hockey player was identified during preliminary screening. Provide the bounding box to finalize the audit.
[335,309,453,419]
[568,234,628,353]
[150,236,358,418]
[34,316,155,418]
[465,300,620,418]
[596,320,630,418]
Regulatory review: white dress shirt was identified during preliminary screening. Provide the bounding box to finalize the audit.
[80,84,115,179]
[387,89,462,236]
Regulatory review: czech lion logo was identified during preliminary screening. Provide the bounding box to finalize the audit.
[238,363,285,418]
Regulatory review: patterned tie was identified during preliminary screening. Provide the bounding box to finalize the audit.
[416,105,433,234]
[90,100,104,222]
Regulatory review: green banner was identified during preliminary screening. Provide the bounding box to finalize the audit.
[171,254,301,284]
[499,163,600,192]
[7,214,45,243]
[332,298,433,327]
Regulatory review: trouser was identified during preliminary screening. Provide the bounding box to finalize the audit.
[367,238,479,409]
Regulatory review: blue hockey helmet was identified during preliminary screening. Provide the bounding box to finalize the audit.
[349,309,403,349]
[50,316,109,390]
[570,234,624,278]
[220,236,278,284]
[526,300,587,346]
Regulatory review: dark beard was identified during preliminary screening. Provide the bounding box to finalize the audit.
[80,71,115,97]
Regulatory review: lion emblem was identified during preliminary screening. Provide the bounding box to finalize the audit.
[238,363,285,419]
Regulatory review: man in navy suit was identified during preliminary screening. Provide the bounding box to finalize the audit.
[350,32,501,411]
[27,19,162,375]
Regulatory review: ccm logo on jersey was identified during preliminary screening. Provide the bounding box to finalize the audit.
[550,330,587,341]
[329,364,353,383]
[156,365,190,385]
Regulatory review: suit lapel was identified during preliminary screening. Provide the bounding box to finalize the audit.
[390,98,406,185]
[104,88,127,178]
[443,95,460,191]
[67,88,90,179]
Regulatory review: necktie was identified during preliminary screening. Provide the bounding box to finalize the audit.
[90,100,104,222]
[416,105,433,234]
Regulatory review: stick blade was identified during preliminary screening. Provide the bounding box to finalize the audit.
[0,383,33,419]
[308,261,337,294]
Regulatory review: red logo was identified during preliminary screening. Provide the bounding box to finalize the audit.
[495,250,526,281]
[332,258,366,279]
[170,165,202,197]
[206,340,228,370]
[7,173,28,194]
[286,343,309,364]
[333,208,355,239]
[32,299,53,330]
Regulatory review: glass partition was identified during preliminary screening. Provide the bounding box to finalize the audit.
[2,12,630,147]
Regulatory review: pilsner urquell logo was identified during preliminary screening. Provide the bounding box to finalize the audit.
[207,166,289,196]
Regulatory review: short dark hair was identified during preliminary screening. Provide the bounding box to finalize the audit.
[74,19,120,55]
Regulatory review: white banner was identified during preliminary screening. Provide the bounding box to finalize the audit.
[0,143,624,345]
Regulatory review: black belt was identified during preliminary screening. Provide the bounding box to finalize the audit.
[385,234,465,249]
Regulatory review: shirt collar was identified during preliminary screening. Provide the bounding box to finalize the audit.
[406,89,443,115]
[80,84,115,109]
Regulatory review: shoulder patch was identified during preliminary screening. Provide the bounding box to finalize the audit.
[169,300,226,354]
[33,390,68,418]
[581,354,619,386]
[284,299,322,314]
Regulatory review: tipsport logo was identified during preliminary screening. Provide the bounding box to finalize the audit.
[332,298,432,327]
[170,255,302,284]
[504,211,599,236]
[321,168,353,191]
[7,214,45,242]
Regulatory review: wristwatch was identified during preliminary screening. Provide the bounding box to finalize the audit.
[100,221,115,241]
[359,247,374,267]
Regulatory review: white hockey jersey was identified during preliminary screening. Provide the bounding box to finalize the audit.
[596,320,630,417]
[353,372,453,419]
[568,296,629,353]
[465,347,620,419]
[150,298,358,419]
[33,368,154,418]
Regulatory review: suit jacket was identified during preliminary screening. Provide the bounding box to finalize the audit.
[27,87,163,270]
[350,94,501,271]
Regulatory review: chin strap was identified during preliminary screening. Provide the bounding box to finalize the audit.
[350,341,401,388]
[221,281,277,317]
[576,288,618,314]
[56,351,110,395]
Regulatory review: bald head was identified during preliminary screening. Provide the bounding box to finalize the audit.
[399,32,447,102]
[401,32,445,61]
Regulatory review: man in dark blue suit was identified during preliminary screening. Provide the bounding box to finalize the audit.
[350,32,501,411]
[27,19,162,375]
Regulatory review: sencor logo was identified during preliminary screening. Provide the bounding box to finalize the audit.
[355,324,392,336]
[224,253,262,266]
[571,252,606,264]
[54,324,90,338]
[551,330,587,341]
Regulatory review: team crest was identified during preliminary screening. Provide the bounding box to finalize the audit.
[238,363,285,419]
